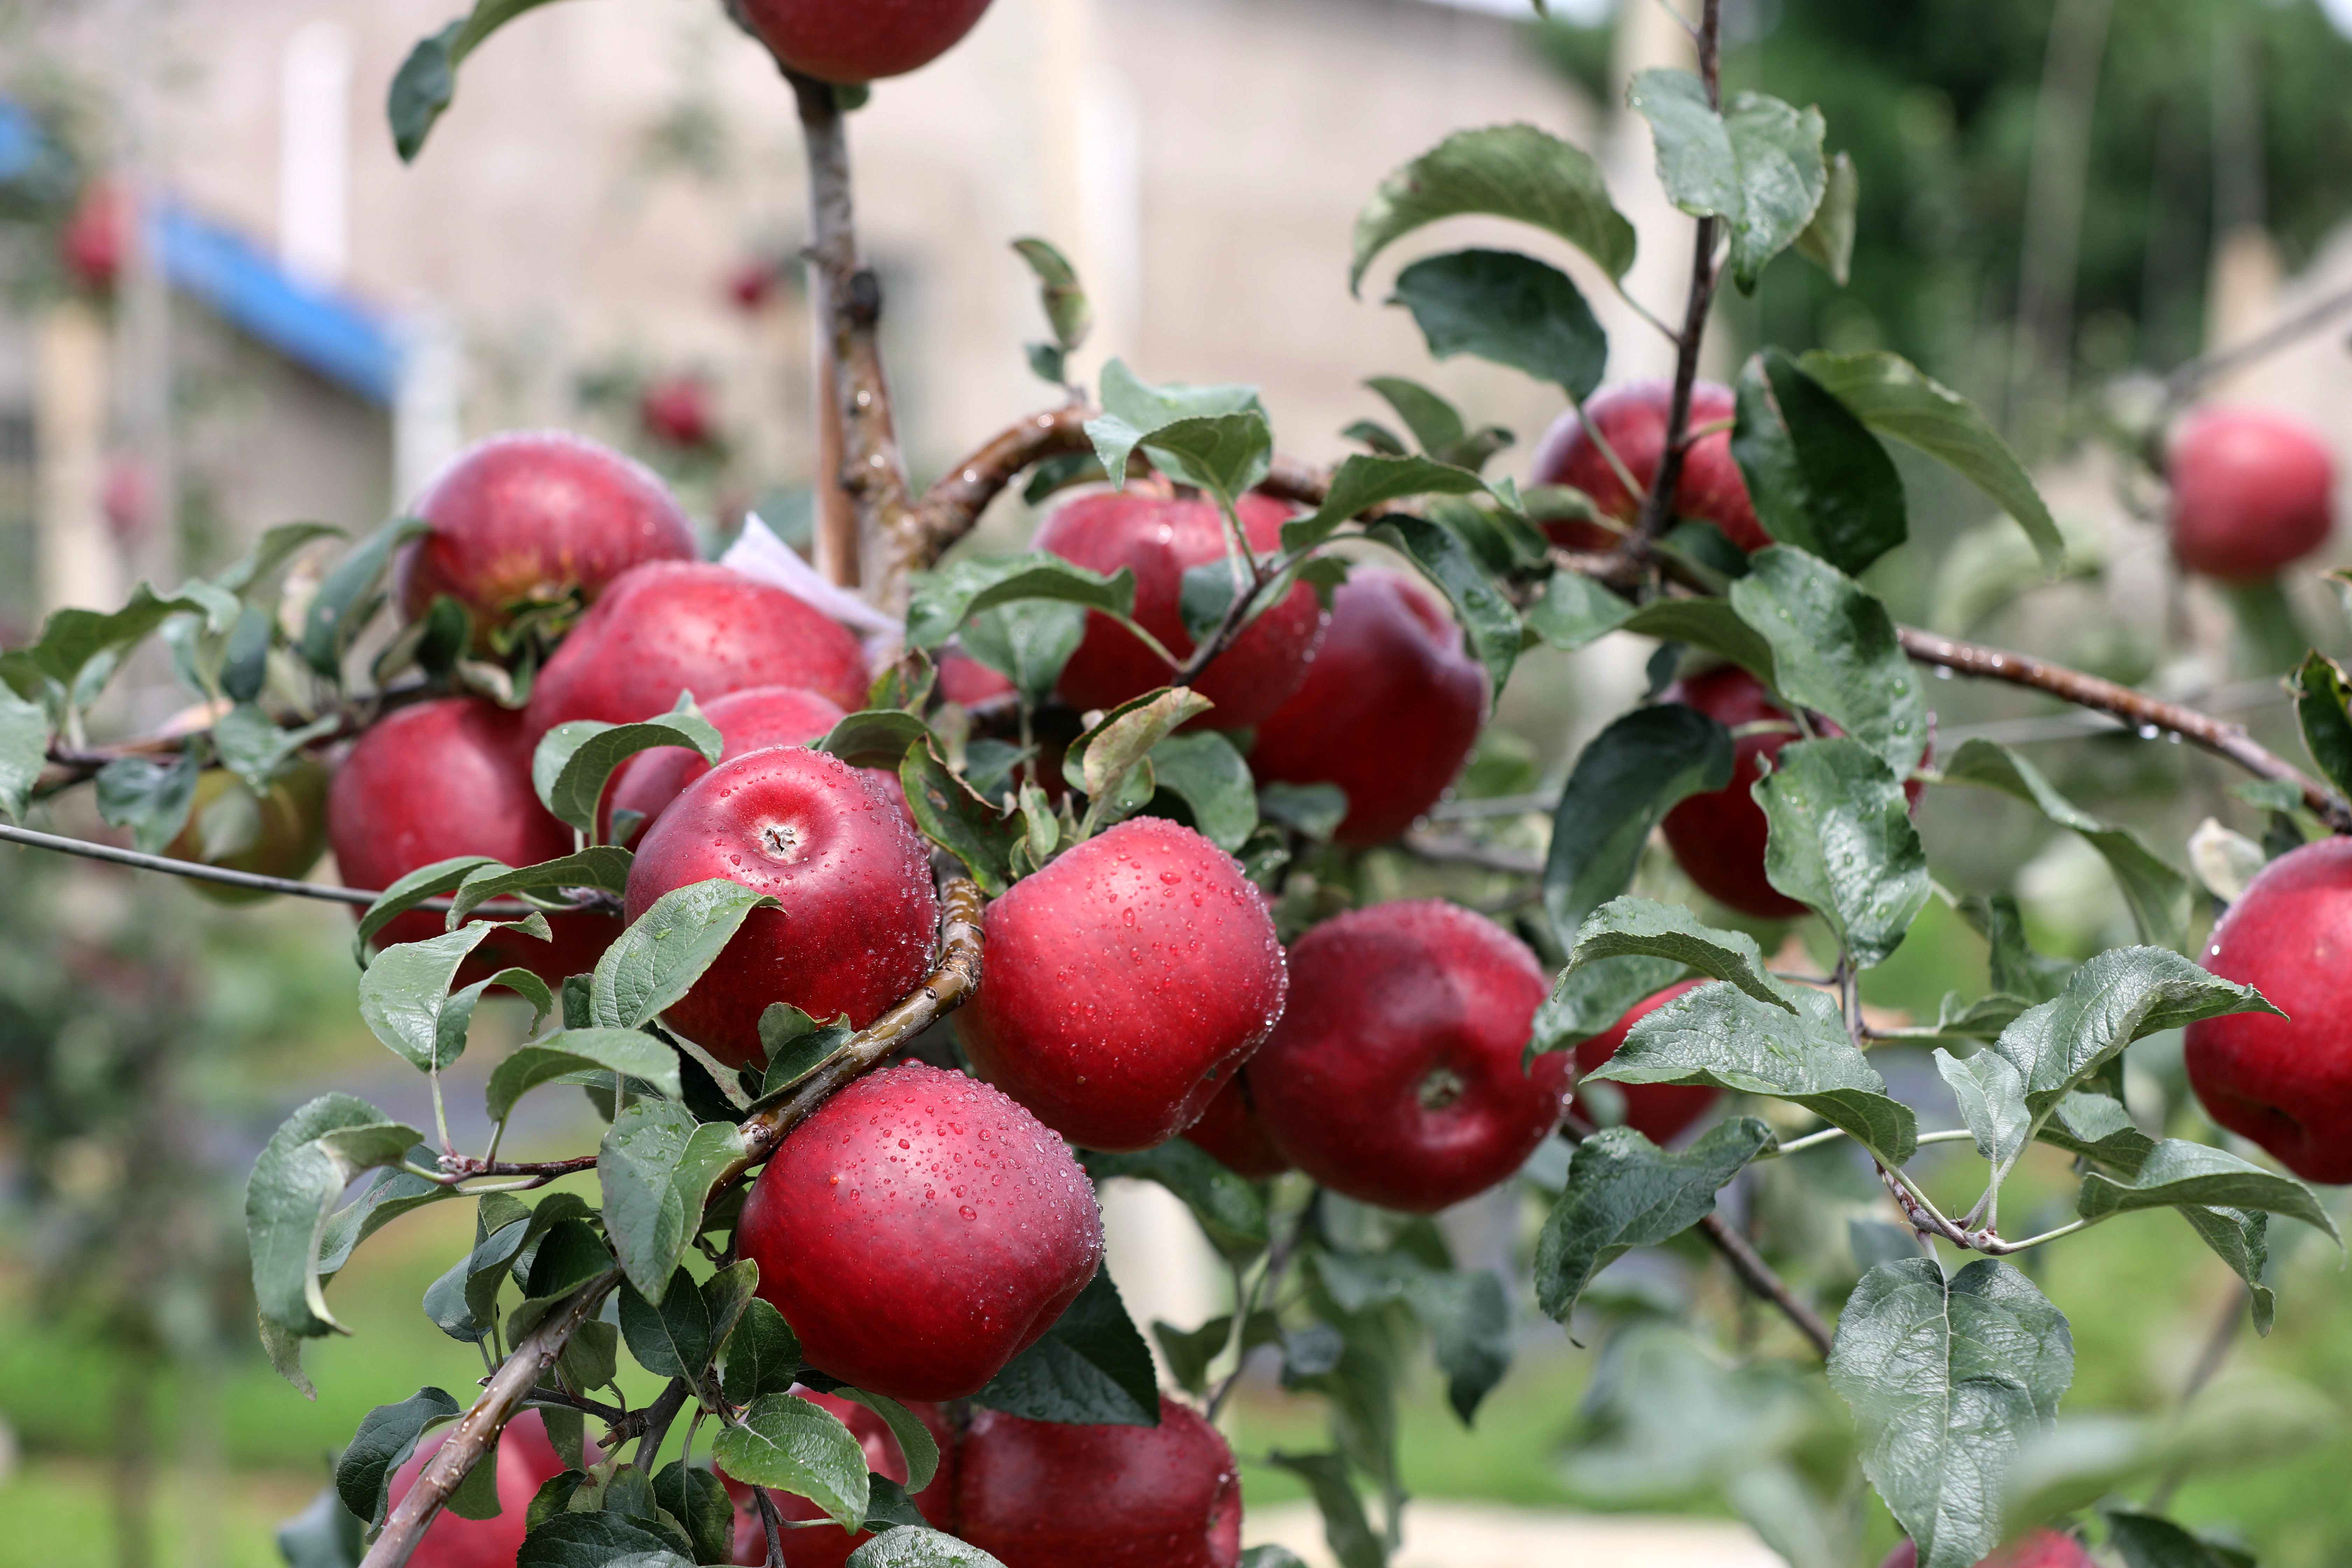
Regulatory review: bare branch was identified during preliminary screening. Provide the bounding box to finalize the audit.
[2159,282,2352,416]
[1694,1213,1835,1358]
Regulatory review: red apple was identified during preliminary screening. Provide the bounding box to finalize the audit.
[1878,1527,2094,1568]
[328,697,616,984]
[954,1394,1241,1568]
[1034,489,1325,732]
[1250,900,1564,1212]
[394,431,699,643]
[1570,980,1720,1143]
[727,1390,956,1566]
[524,561,870,738]
[622,747,937,1070]
[734,0,994,83]
[936,652,1017,709]
[2167,406,2336,581]
[1247,570,1485,844]
[1657,665,1812,920]
[1529,379,1766,552]
[958,817,1289,1153]
[738,1062,1103,1400]
[386,1411,580,1568]
[2185,836,2352,1183]
[60,179,125,292]
[1180,1072,1291,1179]
[727,260,780,313]
[641,376,717,450]
[601,685,846,843]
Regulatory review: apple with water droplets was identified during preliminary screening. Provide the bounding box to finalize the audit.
[954,1394,1242,1568]
[1530,379,1766,552]
[1181,1071,1292,1179]
[599,684,914,844]
[959,817,1289,1152]
[1570,980,1721,1143]
[2167,406,2336,581]
[737,1062,1103,1400]
[1878,1527,2095,1568]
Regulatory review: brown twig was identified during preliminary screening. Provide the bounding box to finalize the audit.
[360,1270,619,1568]
[2158,281,2352,417]
[1631,0,1724,548]
[786,73,919,612]
[1897,626,2352,831]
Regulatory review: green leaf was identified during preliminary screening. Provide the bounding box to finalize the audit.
[1139,412,1275,509]
[95,749,203,854]
[1410,1266,1513,1425]
[0,684,47,821]
[2291,651,2352,798]
[2036,1089,2155,1173]
[1542,704,1734,941]
[1535,1119,1778,1325]
[1556,1322,1814,1502]
[246,1095,425,1338]
[904,552,1135,651]
[847,1528,1011,1568]
[1280,452,1491,554]
[1011,236,1091,354]
[2177,1206,2275,1337]
[273,1485,366,1568]
[754,1005,855,1103]
[2104,1511,2254,1568]
[834,1390,942,1493]
[1367,514,1520,699]
[211,706,340,796]
[1265,1451,1385,1568]
[973,1266,1160,1427]
[813,709,934,770]
[722,1298,804,1406]
[1365,377,1467,454]
[1794,150,1857,285]
[1351,124,1636,294]
[356,855,502,950]
[335,1386,459,1527]
[300,519,429,677]
[652,1461,735,1567]
[1086,1141,1270,1260]
[590,878,777,1031]
[1147,731,1258,853]
[1083,360,1268,492]
[1240,1549,1312,1568]
[959,601,1087,703]
[1388,249,1606,400]
[1628,73,1828,293]
[598,1099,741,1300]
[488,1029,680,1123]
[358,921,548,1072]
[903,737,1020,895]
[1523,573,1636,652]
[1565,897,1793,1012]
[2077,1140,2338,1243]
[1755,737,1930,967]
[1797,350,2063,570]
[390,0,574,162]
[1828,1258,2075,1568]
[532,700,721,839]
[1938,741,2193,951]
[1258,780,1350,843]
[1529,953,1687,1059]
[1064,687,1214,800]
[618,1267,713,1381]
[2,582,239,710]
[1731,350,1907,575]
[1618,598,1779,683]
[449,849,632,926]
[1728,546,1928,778]
[1934,1048,2030,1170]
[1589,983,1918,1164]
[1982,947,2275,1174]
[712,1393,870,1531]
[516,1512,696,1568]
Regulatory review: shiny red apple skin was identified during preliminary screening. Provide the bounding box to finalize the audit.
[524,560,870,737]
[61,180,125,292]
[622,747,937,1070]
[1247,570,1485,844]
[1530,379,1766,552]
[936,652,1017,708]
[727,1390,957,1566]
[1250,899,1565,1212]
[394,432,699,640]
[738,1062,1104,1400]
[959,817,1289,1153]
[387,1411,578,1568]
[600,685,847,843]
[1657,665,1811,920]
[1570,980,1721,1143]
[1034,490,1325,732]
[2167,406,2336,581]
[1878,1527,2095,1568]
[954,1394,1242,1568]
[328,696,616,983]
[1180,1071,1292,1179]
[641,377,717,450]
[734,0,994,83]
[2184,836,2352,1183]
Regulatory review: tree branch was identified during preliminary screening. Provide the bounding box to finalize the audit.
[360,1270,620,1568]
[1631,0,1724,548]
[2158,281,2352,417]
[1897,626,2352,831]
[788,72,919,612]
